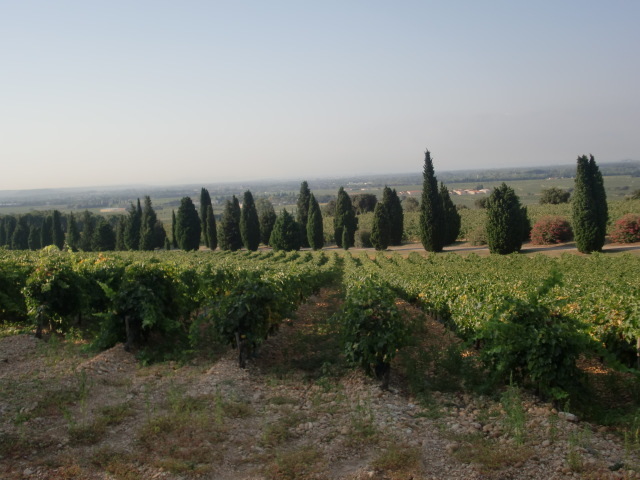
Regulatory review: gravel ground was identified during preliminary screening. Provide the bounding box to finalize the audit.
[1,288,640,479]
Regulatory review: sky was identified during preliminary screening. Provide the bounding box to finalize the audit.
[2,1,639,190]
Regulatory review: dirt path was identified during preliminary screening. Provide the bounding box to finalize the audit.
[1,288,639,479]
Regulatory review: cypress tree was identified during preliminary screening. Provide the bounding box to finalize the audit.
[382,187,404,245]
[218,199,242,251]
[257,198,277,246]
[306,193,324,250]
[92,218,116,251]
[572,155,608,253]
[40,216,52,247]
[334,187,357,248]
[153,220,167,249]
[115,216,126,250]
[206,205,217,250]
[240,190,260,251]
[0,218,6,246]
[79,210,95,251]
[371,202,390,250]
[66,212,80,251]
[139,196,158,251]
[486,183,525,254]
[296,181,311,248]
[342,228,350,250]
[269,209,301,251]
[171,210,178,249]
[175,196,201,251]
[440,182,461,245]
[52,210,65,250]
[420,150,445,252]
[124,200,142,250]
[12,218,29,250]
[200,187,212,247]
[28,226,41,250]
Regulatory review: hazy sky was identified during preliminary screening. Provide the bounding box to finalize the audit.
[2,1,639,190]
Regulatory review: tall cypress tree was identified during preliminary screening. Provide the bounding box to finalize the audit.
[200,187,212,247]
[124,200,142,251]
[486,183,525,254]
[334,187,357,248]
[175,196,201,251]
[0,217,6,246]
[420,150,445,252]
[92,218,116,251]
[12,217,29,250]
[257,198,277,246]
[52,210,65,250]
[40,216,52,247]
[206,205,217,250]
[306,193,324,250]
[572,155,608,253]
[115,216,126,250]
[296,181,311,248]
[153,220,167,250]
[139,196,158,251]
[270,209,301,251]
[382,187,403,245]
[80,210,95,251]
[371,202,391,250]
[440,182,461,245]
[218,199,242,251]
[240,190,260,251]
[28,226,41,250]
[171,210,178,249]
[66,212,80,251]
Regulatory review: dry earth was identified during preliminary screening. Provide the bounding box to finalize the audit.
[1,287,640,480]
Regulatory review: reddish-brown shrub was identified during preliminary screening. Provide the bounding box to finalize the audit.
[609,214,640,243]
[530,216,573,245]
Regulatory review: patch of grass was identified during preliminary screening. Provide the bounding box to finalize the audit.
[15,388,78,423]
[91,448,142,480]
[67,402,135,446]
[0,432,35,458]
[371,443,422,479]
[500,383,527,445]
[263,445,326,480]
[269,395,298,405]
[347,400,379,445]
[261,408,306,448]
[137,391,230,473]
[451,433,532,473]
[99,402,135,426]
[0,321,32,338]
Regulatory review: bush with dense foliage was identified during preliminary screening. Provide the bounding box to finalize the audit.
[539,187,571,205]
[530,216,573,245]
[486,183,526,254]
[341,274,409,389]
[473,272,591,399]
[609,214,640,243]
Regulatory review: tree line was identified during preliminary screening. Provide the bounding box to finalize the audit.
[0,152,610,255]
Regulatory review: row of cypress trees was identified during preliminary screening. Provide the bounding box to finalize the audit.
[0,210,65,250]
[419,150,608,255]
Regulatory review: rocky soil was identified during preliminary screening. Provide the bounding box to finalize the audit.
[1,288,640,480]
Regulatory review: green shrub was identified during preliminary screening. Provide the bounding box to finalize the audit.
[355,230,372,248]
[341,276,409,389]
[473,272,591,399]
